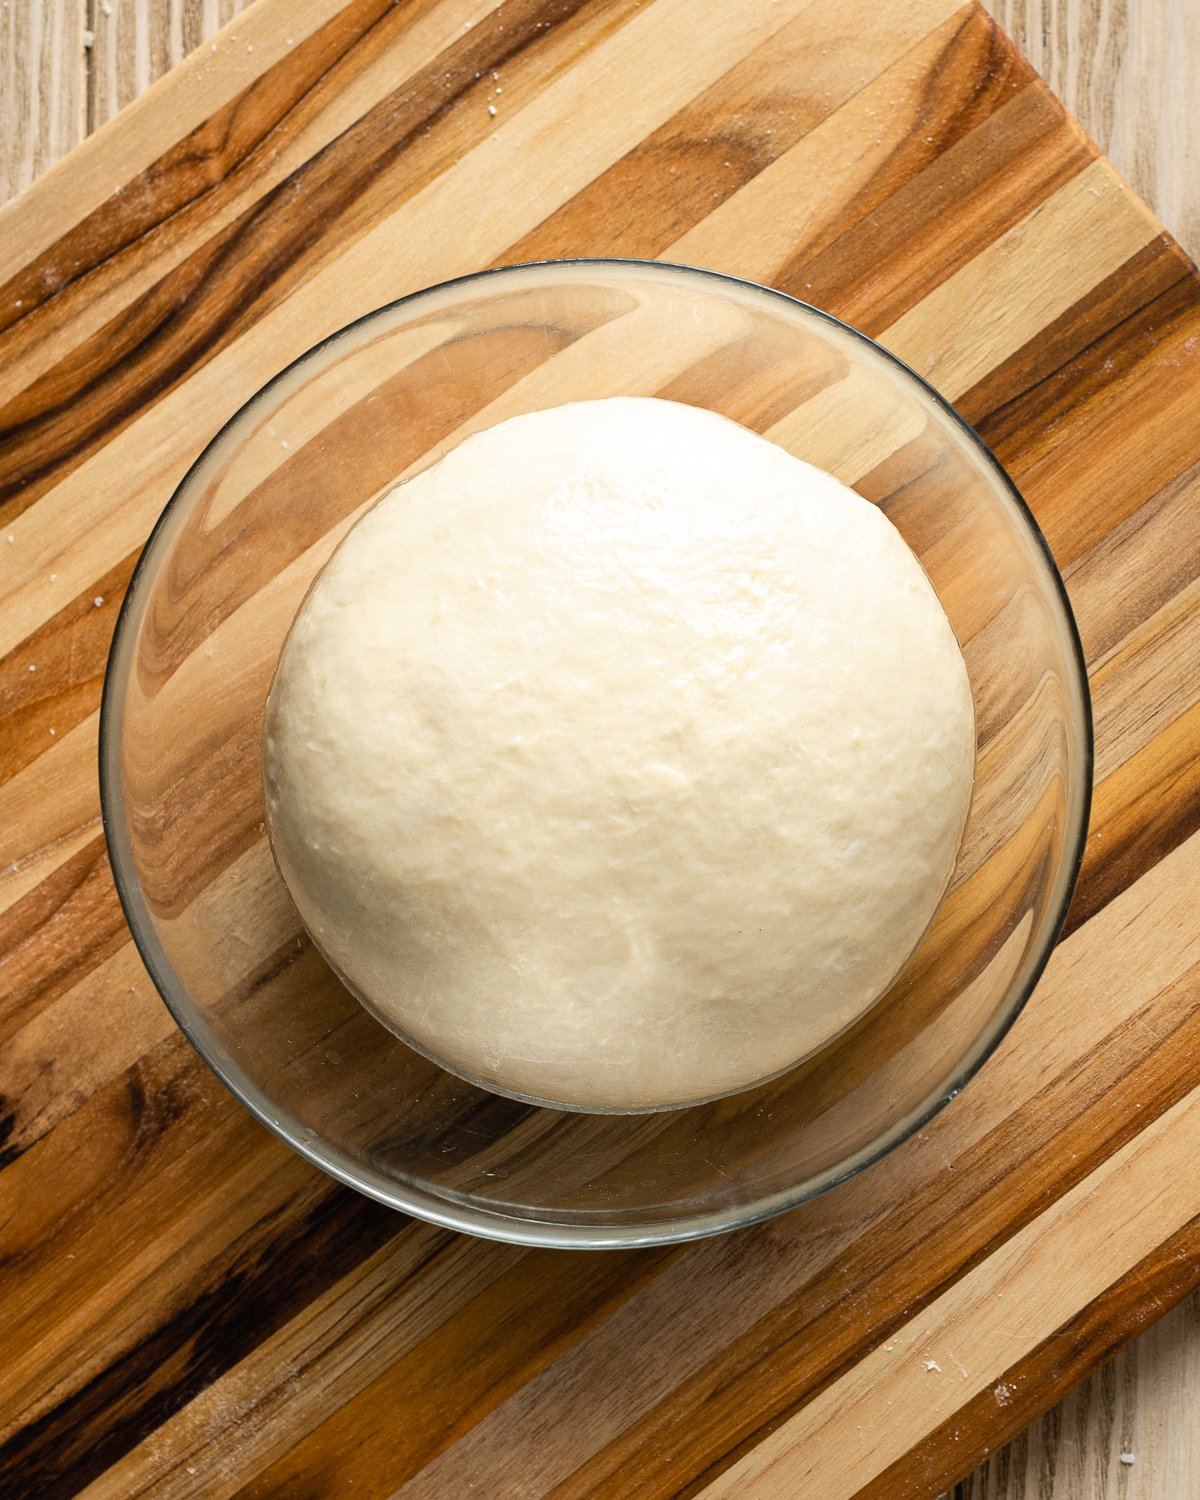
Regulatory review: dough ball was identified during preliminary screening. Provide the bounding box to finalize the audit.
[263,397,974,1110]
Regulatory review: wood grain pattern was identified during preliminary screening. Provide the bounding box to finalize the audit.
[959,1291,1200,1499]
[0,0,87,201]
[0,0,251,202]
[967,14,1200,1488]
[90,0,252,132]
[984,0,1200,260]
[2,2,1200,1498]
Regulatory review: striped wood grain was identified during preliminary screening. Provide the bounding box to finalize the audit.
[0,0,252,203]
[90,0,253,132]
[985,0,1200,260]
[2,2,1200,1497]
[7,1,1194,264]
[0,0,87,201]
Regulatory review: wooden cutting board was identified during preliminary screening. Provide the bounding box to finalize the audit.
[2,1,1199,1495]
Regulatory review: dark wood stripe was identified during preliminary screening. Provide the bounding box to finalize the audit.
[0,930,313,1174]
[0,1171,401,1499]
[962,234,1200,575]
[0,0,399,338]
[510,6,1033,314]
[0,0,629,519]
[0,1037,215,1279]
[976,252,1200,570]
[0,964,405,1495]
[507,7,1007,268]
[0,929,320,1188]
[0,555,132,786]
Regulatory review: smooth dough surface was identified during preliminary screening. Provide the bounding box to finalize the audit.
[263,397,974,1110]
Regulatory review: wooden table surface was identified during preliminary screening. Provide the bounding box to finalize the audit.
[2,3,1198,1497]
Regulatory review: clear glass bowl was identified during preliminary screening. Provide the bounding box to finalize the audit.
[100,259,1092,1248]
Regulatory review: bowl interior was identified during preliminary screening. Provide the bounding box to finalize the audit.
[101,260,1091,1246]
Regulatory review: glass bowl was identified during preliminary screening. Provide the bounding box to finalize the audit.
[100,259,1092,1248]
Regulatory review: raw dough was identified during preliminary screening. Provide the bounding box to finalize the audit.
[263,397,974,1110]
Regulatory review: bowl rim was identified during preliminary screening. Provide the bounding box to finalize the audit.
[98,255,1094,1249]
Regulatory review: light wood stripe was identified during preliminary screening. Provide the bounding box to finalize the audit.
[0,0,344,278]
[0,714,100,915]
[1090,574,1200,781]
[702,1084,1200,1497]
[882,158,1152,391]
